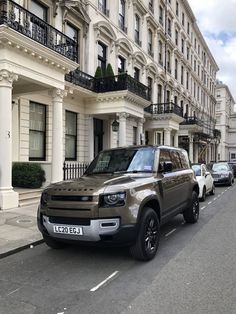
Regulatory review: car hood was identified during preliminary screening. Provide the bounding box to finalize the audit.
[45,173,152,195]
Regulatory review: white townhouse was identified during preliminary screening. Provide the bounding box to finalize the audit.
[215,82,236,161]
[0,0,219,209]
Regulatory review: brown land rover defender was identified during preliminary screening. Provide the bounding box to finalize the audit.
[37,145,199,261]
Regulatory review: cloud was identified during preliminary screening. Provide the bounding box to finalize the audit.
[188,0,236,101]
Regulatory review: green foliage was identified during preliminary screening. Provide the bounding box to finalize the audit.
[105,63,115,77]
[12,162,46,188]
[94,66,103,78]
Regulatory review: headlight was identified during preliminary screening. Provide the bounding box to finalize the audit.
[220,173,228,178]
[40,191,49,207]
[99,192,126,207]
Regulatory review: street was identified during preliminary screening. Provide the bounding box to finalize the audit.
[0,185,236,314]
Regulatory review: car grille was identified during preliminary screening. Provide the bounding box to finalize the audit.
[51,195,93,202]
[48,216,91,226]
[212,174,220,178]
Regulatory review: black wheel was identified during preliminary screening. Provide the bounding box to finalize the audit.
[228,177,233,186]
[200,186,206,202]
[183,191,199,223]
[43,234,66,249]
[130,207,160,261]
[210,184,215,195]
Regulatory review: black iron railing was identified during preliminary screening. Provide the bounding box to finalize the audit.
[63,162,89,180]
[145,102,183,117]
[180,116,200,125]
[65,69,95,91]
[0,0,78,62]
[65,71,151,101]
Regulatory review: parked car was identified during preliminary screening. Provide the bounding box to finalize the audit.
[228,162,236,177]
[207,162,234,186]
[38,145,199,261]
[191,163,215,201]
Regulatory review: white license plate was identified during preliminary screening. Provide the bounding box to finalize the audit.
[53,225,83,235]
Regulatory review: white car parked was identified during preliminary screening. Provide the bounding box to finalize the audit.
[192,163,215,201]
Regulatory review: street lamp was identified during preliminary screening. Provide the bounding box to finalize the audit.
[112,119,119,132]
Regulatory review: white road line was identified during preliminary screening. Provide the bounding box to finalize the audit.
[213,198,217,201]
[90,271,119,292]
[165,228,176,237]
[208,201,212,205]
[201,206,206,211]
[6,288,20,296]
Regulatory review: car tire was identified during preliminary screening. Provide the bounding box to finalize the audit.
[43,234,66,249]
[130,207,160,261]
[183,191,199,224]
[200,186,206,202]
[228,177,233,186]
[210,184,215,195]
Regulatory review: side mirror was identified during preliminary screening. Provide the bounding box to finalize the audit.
[163,161,173,173]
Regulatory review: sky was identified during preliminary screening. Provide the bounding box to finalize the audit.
[188,0,236,102]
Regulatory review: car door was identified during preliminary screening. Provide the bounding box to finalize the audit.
[202,164,212,193]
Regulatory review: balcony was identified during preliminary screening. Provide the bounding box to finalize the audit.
[145,102,183,117]
[65,70,151,101]
[180,116,200,125]
[0,0,78,62]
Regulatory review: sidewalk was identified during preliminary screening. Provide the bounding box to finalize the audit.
[0,203,43,259]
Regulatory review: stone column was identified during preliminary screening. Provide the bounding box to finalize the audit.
[118,113,129,146]
[137,118,144,145]
[174,131,179,147]
[194,143,199,163]
[51,88,67,183]
[0,70,19,209]
[189,135,194,163]
[164,128,171,146]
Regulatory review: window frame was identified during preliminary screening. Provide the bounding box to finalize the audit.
[65,110,77,161]
[98,41,107,74]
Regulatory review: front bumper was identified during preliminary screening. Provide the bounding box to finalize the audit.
[213,177,230,184]
[37,213,138,245]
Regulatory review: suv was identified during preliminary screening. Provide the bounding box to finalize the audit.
[38,145,199,261]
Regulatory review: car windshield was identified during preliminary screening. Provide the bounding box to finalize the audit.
[212,163,228,171]
[192,165,201,176]
[85,148,155,175]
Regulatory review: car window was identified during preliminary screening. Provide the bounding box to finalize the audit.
[192,164,201,176]
[158,149,171,172]
[170,150,182,171]
[212,163,229,171]
[178,151,190,169]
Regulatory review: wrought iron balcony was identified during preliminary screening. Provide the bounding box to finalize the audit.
[145,102,183,117]
[65,69,94,91]
[0,0,78,62]
[65,70,151,101]
[180,116,200,125]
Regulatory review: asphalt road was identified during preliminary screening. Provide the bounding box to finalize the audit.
[0,185,235,314]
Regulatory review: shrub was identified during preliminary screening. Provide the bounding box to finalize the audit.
[105,63,115,77]
[94,66,103,78]
[12,162,46,188]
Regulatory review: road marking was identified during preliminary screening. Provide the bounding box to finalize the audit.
[201,206,206,211]
[165,228,176,237]
[90,271,119,292]
[208,201,212,205]
[6,288,20,296]
[213,198,217,201]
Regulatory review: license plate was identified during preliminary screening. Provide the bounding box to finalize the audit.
[53,225,83,235]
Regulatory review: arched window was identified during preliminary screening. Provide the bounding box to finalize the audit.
[134,14,140,45]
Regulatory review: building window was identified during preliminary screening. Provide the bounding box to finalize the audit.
[182,12,185,26]
[65,23,80,62]
[158,40,163,65]
[98,41,107,74]
[175,29,178,46]
[181,38,184,54]
[134,67,140,81]
[167,18,172,36]
[166,90,170,103]
[134,14,141,45]
[187,21,190,34]
[29,102,46,161]
[119,0,126,32]
[30,0,47,21]
[133,126,137,145]
[181,65,184,85]
[148,29,153,56]
[186,71,189,90]
[149,0,154,13]
[98,0,109,16]
[176,1,179,16]
[147,77,153,100]
[65,111,77,160]
[231,153,236,159]
[159,6,163,25]
[118,55,126,73]
[167,50,171,73]
[158,84,162,103]
[175,58,178,80]
[187,46,190,60]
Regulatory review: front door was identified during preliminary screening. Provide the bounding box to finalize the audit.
[94,118,103,157]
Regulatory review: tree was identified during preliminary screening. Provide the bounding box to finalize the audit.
[94,66,103,78]
[105,63,115,77]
